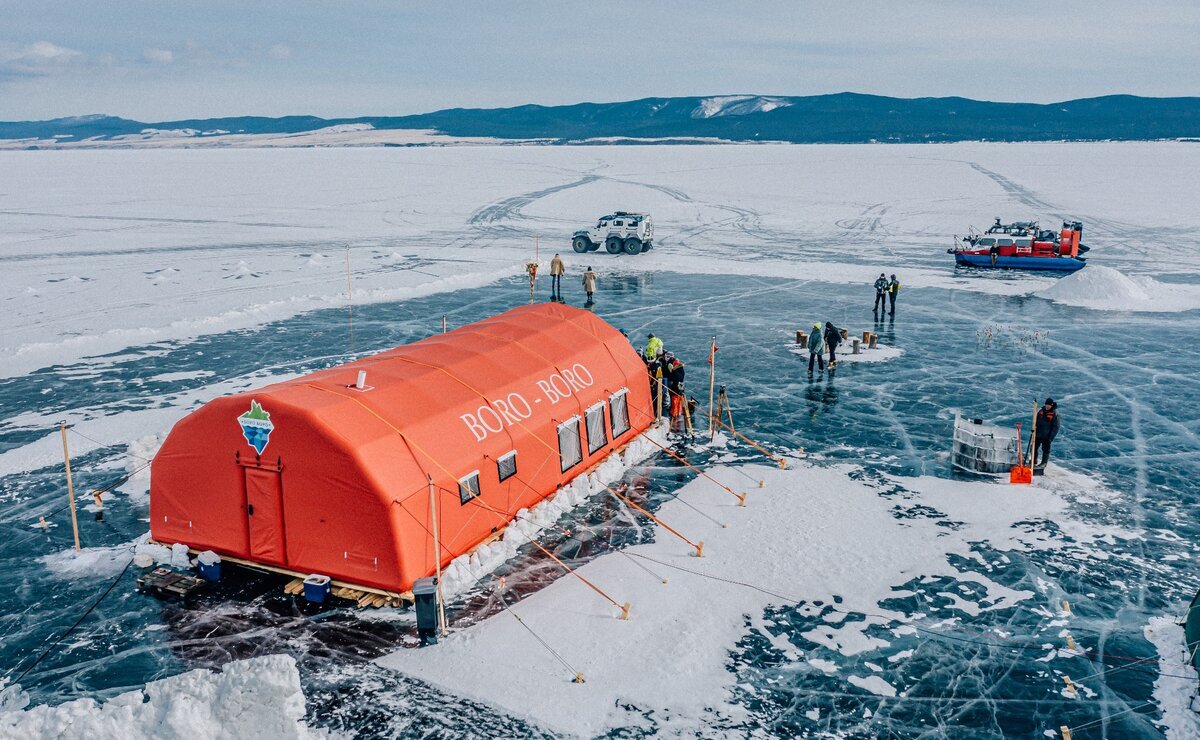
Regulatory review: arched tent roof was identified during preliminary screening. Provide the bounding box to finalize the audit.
[151,303,653,593]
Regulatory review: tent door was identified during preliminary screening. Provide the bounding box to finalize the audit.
[243,465,287,565]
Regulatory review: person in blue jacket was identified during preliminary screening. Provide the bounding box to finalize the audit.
[807,322,825,375]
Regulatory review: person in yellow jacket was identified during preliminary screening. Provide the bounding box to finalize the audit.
[644,333,663,363]
[549,253,565,298]
[887,274,900,316]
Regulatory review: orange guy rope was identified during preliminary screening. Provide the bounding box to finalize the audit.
[608,488,704,557]
[527,539,631,620]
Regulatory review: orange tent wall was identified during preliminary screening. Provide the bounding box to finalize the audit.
[150,303,654,593]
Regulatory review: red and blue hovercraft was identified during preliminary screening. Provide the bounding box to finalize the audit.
[949,219,1088,272]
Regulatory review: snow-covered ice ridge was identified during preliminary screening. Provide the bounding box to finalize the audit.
[0,655,321,738]
[379,460,1144,737]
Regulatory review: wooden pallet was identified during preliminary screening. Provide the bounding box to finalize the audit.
[137,567,206,600]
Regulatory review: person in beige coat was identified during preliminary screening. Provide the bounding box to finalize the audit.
[550,253,565,297]
[582,266,597,301]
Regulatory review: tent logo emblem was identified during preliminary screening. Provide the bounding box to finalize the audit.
[238,400,274,454]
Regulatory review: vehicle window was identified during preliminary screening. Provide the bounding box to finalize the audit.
[614,220,623,226]
[997,238,1013,247]
[977,238,995,247]
[1015,238,1032,247]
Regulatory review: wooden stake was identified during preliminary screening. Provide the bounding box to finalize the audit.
[60,422,81,551]
[345,245,355,354]
[655,366,664,421]
[428,475,447,636]
[707,337,717,442]
[1060,727,1072,740]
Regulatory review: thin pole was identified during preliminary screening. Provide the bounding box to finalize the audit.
[442,315,447,334]
[708,337,717,442]
[345,245,355,354]
[60,422,81,551]
[428,475,447,636]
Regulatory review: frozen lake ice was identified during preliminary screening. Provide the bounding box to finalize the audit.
[0,144,1197,737]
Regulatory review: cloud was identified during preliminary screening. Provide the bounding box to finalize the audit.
[142,47,174,64]
[0,41,85,77]
[267,44,291,60]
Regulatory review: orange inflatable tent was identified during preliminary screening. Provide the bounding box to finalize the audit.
[150,303,653,594]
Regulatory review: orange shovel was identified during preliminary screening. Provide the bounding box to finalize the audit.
[1010,421,1032,484]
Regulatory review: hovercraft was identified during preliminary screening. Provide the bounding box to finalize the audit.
[948,219,1088,272]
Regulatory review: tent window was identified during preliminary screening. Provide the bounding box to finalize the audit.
[557,417,583,472]
[497,451,517,482]
[458,471,480,505]
[610,389,631,437]
[585,403,607,454]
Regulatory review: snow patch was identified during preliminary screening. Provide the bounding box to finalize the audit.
[693,96,794,119]
[0,655,321,738]
[380,460,1125,736]
[1143,615,1200,739]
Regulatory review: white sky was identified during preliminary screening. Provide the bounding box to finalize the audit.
[1,1,1197,120]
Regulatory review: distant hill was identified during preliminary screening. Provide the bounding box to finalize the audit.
[4,93,1200,146]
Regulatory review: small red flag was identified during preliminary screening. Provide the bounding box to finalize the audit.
[708,342,719,365]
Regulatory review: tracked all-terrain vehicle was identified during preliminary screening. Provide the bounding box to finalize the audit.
[572,212,653,255]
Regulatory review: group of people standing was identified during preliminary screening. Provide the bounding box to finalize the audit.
[872,273,901,315]
[549,253,597,303]
[643,333,691,432]
[805,320,844,375]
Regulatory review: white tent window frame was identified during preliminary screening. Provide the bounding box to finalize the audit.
[496,450,517,482]
[557,417,583,472]
[585,402,608,454]
[458,470,481,505]
[609,388,631,438]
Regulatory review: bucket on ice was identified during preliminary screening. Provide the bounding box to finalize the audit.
[303,574,332,604]
[196,550,222,582]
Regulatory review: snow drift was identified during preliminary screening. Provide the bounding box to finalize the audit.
[1035,265,1200,312]
[0,655,320,738]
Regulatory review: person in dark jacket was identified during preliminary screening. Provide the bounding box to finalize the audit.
[823,321,842,367]
[1034,398,1060,468]
[873,273,888,312]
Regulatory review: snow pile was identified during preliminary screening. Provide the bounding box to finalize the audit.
[0,655,322,738]
[439,423,669,599]
[381,461,1125,736]
[1143,616,1200,738]
[1035,265,1200,312]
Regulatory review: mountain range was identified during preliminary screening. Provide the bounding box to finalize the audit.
[3,93,1199,146]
